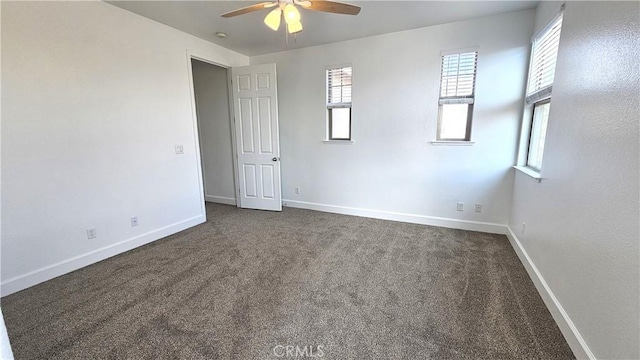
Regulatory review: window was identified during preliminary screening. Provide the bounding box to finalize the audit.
[527,100,550,169]
[327,66,352,140]
[437,50,478,141]
[523,14,563,171]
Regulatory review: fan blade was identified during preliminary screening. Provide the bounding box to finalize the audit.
[221,2,276,18]
[305,1,361,15]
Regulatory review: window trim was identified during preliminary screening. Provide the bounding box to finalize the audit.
[327,107,352,140]
[436,103,474,141]
[513,165,542,182]
[435,48,479,142]
[325,64,353,141]
[525,98,551,171]
[516,11,563,175]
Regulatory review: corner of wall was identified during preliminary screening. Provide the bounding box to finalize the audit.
[505,226,595,360]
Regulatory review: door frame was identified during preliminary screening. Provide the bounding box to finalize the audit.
[185,50,241,210]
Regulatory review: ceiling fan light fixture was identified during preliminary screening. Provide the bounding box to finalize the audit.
[222,0,361,39]
[283,4,301,25]
[287,20,303,34]
[264,8,282,31]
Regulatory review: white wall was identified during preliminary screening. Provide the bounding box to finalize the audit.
[191,60,237,205]
[508,2,640,359]
[1,1,249,295]
[0,309,13,360]
[0,3,12,358]
[251,10,534,232]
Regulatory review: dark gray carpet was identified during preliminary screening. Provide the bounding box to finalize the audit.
[2,203,574,359]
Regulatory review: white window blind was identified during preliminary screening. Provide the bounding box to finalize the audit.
[526,14,563,104]
[327,67,352,106]
[439,51,478,104]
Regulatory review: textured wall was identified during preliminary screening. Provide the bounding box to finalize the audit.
[509,2,640,358]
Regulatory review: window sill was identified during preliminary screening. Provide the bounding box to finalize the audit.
[430,141,475,146]
[513,166,542,182]
[323,140,354,144]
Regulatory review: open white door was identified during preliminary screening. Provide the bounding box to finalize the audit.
[231,64,282,211]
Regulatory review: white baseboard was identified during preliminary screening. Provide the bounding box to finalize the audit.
[282,199,506,234]
[0,215,206,297]
[205,195,236,206]
[505,226,595,360]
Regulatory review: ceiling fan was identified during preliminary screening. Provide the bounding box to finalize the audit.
[221,0,361,34]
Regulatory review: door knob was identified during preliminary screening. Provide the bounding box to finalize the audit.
[272,157,278,162]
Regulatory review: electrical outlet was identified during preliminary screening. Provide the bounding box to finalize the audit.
[457,202,464,211]
[87,228,97,239]
[294,187,301,195]
[522,222,526,235]
[175,145,184,154]
[475,203,482,213]
[131,216,139,227]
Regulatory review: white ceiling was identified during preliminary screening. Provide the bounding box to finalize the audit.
[107,1,538,56]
